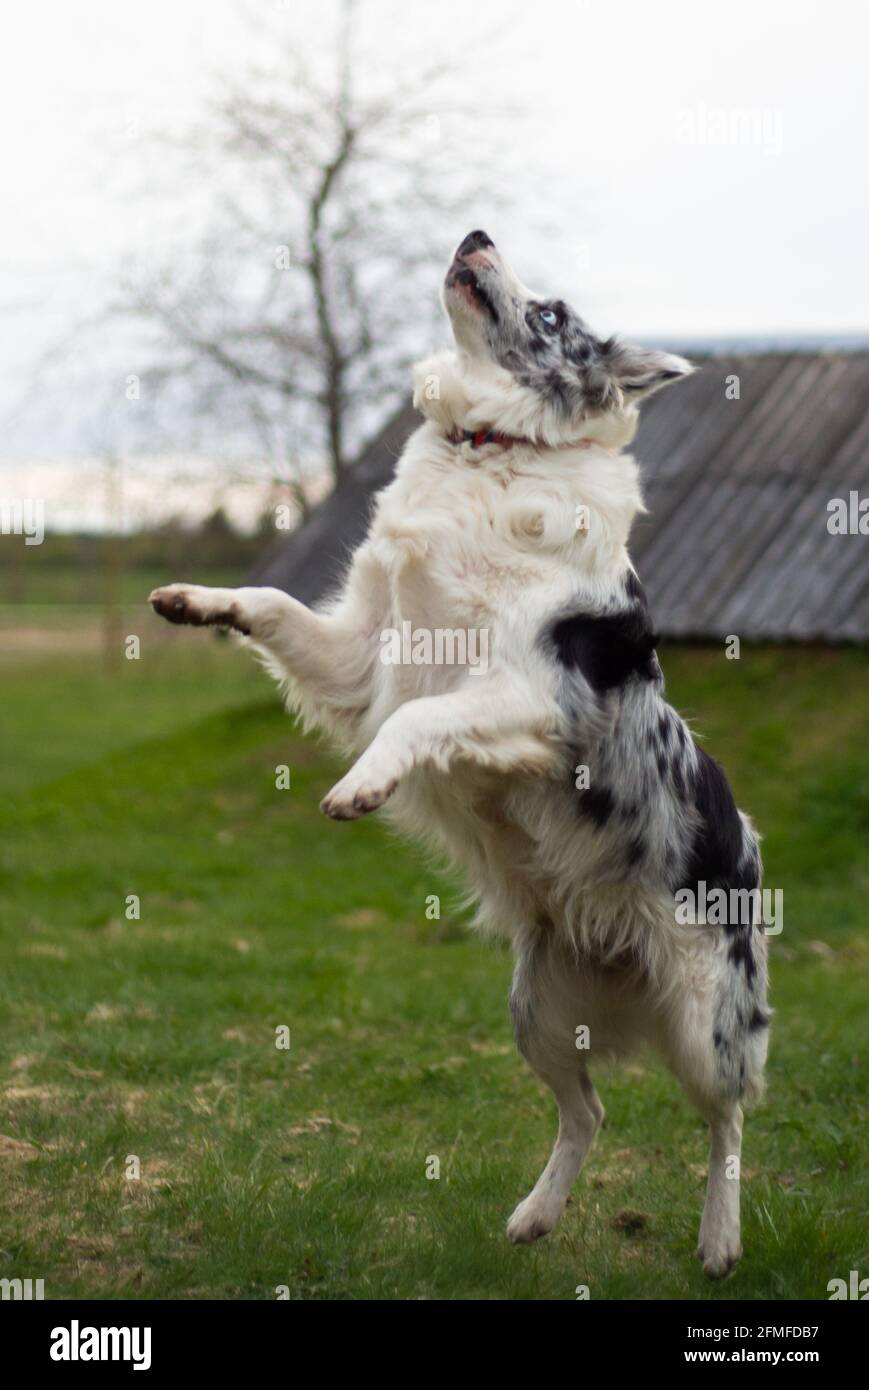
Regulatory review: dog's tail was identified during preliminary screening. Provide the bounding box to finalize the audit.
[714,927,770,1102]
[713,824,771,1103]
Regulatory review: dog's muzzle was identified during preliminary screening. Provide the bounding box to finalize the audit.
[445,230,500,318]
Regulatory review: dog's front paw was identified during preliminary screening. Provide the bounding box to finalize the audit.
[149,584,251,635]
[320,768,399,821]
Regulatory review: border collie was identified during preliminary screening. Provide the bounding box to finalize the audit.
[150,230,770,1280]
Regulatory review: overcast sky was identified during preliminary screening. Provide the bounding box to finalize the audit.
[1,0,867,474]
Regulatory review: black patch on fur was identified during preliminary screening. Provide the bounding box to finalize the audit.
[625,835,645,867]
[577,785,615,828]
[584,374,610,410]
[727,928,757,983]
[625,570,648,606]
[551,608,659,692]
[681,746,755,899]
[656,751,668,779]
[658,715,670,746]
[748,1007,771,1032]
[543,369,571,410]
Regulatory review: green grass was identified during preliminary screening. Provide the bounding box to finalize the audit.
[0,636,866,1300]
[0,636,264,794]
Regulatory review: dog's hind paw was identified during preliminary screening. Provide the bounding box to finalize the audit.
[696,1237,742,1280]
[506,1192,563,1244]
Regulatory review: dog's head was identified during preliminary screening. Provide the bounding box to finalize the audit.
[429,230,692,445]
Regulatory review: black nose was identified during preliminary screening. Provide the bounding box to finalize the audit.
[457,229,494,257]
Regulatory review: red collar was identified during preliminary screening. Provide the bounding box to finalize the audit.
[446,426,527,450]
[446,427,599,453]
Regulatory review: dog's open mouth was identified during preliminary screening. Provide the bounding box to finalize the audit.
[445,261,499,321]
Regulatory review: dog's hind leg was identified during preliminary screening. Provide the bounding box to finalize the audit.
[661,985,751,1280]
[506,945,604,1244]
[506,1060,603,1245]
[695,1100,743,1280]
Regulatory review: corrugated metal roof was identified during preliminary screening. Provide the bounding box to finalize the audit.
[254,353,869,642]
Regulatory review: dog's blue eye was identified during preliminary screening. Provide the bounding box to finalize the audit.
[539,309,558,326]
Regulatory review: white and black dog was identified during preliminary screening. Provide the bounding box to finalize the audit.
[150,230,770,1279]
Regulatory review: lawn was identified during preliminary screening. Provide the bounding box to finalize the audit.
[0,630,866,1300]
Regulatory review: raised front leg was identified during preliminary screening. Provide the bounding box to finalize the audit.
[320,678,559,820]
[150,583,263,636]
[148,583,374,708]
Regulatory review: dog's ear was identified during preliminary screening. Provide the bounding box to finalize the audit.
[599,342,694,402]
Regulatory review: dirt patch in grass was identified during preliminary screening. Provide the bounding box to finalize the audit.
[335,908,387,930]
[3,1083,66,1104]
[285,1113,361,1139]
[0,1133,40,1160]
[612,1208,652,1234]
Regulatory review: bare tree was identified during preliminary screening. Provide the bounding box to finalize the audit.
[121,0,523,502]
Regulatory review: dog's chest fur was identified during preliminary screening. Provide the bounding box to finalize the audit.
[362,420,638,682]
[343,420,675,939]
